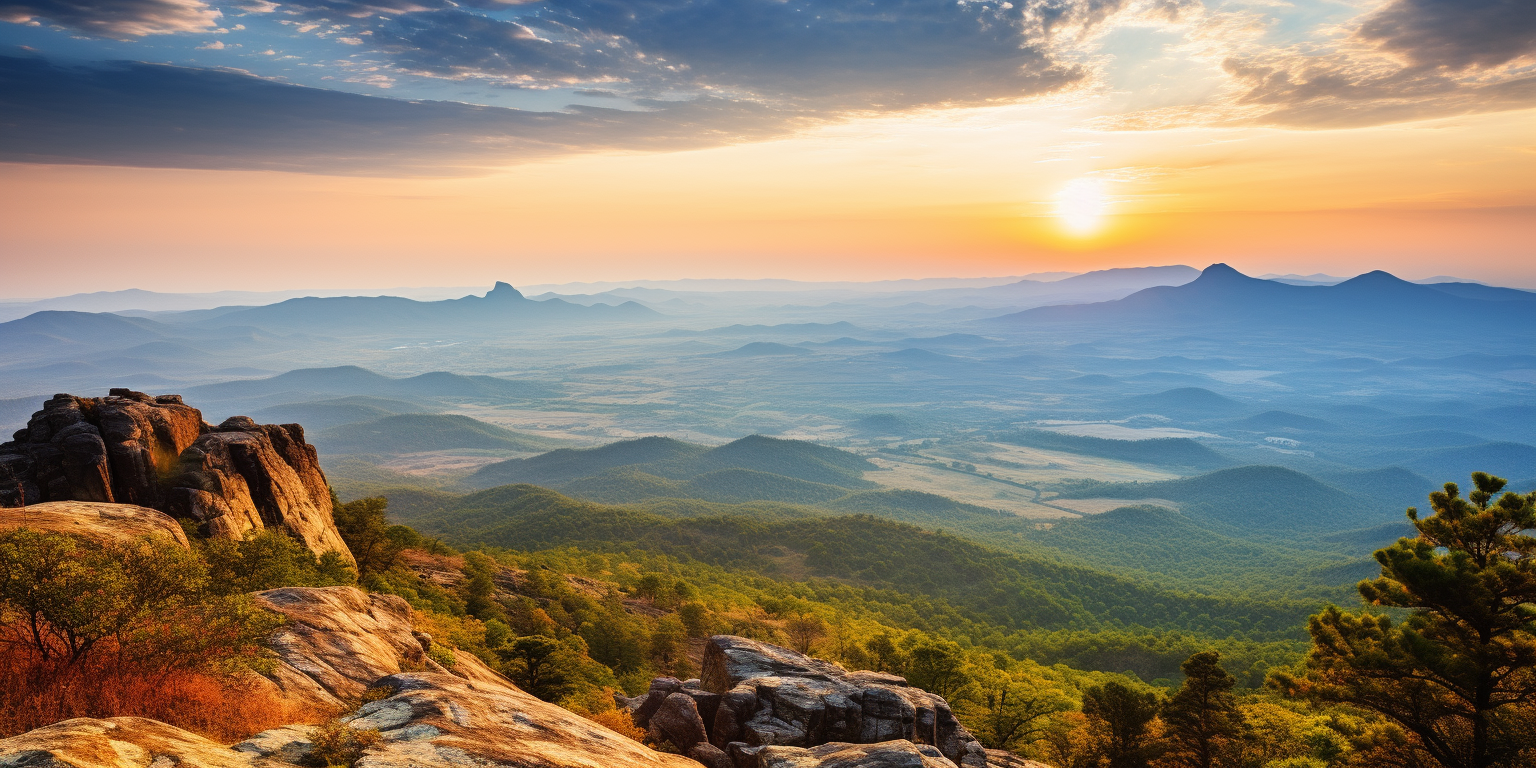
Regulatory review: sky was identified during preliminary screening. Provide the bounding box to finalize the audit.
[1,0,1533,295]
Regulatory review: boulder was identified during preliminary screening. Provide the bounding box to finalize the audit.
[0,391,353,565]
[0,500,189,548]
[0,391,203,508]
[0,716,258,768]
[689,636,988,766]
[649,692,710,753]
[739,740,959,768]
[634,676,685,728]
[689,742,733,768]
[981,751,1053,768]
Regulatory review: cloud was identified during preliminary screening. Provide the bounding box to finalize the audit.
[0,0,220,39]
[0,55,799,175]
[1101,0,1536,130]
[269,0,1101,111]
[1356,0,1536,71]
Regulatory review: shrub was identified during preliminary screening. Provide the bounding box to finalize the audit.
[584,708,647,742]
[308,718,382,767]
[0,641,300,740]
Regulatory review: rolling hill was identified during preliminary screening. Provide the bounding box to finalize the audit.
[995,428,1234,469]
[312,413,563,455]
[187,365,559,402]
[1111,387,1248,419]
[1052,465,1389,530]
[250,396,441,431]
[466,434,876,491]
[386,484,1318,639]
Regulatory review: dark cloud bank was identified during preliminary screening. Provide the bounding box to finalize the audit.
[2,0,1534,173]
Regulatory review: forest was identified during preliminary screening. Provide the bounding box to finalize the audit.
[4,472,1531,768]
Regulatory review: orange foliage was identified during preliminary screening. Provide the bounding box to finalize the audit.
[583,708,648,742]
[0,643,305,742]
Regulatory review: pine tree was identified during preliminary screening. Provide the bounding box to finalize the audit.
[1082,681,1162,768]
[1276,473,1536,768]
[1162,651,1242,768]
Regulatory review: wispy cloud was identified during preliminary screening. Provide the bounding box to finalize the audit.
[0,0,221,39]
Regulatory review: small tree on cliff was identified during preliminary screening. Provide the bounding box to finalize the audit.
[1274,473,1536,768]
[1162,651,1243,768]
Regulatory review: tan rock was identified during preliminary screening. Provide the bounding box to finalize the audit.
[169,418,353,565]
[345,672,699,768]
[0,501,189,548]
[0,716,258,768]
[250,586,460,711]
[747,740,960,768]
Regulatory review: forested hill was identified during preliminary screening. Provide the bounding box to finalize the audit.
[388,483,1317,641]
[1052,465,1396,530]
[467,434,877,490]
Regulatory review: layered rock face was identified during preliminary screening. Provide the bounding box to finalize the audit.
[0,390,352,564]
[627,636,996,768]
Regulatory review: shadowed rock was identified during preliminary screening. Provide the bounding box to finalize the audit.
[0,390,353,564]
[628,636,992,766]
[650,692,710,753]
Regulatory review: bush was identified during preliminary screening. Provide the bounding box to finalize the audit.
[198,528,354,595]
[308,718,382,767]
[0,529,291,739]
[0,642,300,740]
[580,707,647,742]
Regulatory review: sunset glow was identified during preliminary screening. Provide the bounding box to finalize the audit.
[0,0,1532,291]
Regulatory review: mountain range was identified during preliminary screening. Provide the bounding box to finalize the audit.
[1001,264,1536,340]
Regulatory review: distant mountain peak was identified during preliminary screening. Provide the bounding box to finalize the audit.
[486,281,527,300]
[1196,263,1251,281]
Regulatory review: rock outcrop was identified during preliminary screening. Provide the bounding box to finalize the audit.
[0,500,189,548]
[0,717,260,768]
[0,390,352,564]
[632,636,993,767]
[0,584,699,768]
[249,586,507,711]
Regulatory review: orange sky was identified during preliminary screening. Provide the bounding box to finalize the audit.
[2,104,1532,294]
[3,0,1534,295]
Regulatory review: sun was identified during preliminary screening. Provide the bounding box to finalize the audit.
[1055,178,1109,236]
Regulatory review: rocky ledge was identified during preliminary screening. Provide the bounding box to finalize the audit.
[620,636,1045,768]
[0,585,697,768]
[0,390,352,563]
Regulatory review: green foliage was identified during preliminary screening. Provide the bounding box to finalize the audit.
[308,719,381,767]
[395,485,1317,643]
[198,528,355,595]
[1276,473,1536,768]
[0,529,282,672]
[331,495,405,579]
[963,657,1073,752]
[1161,652,1243,768]
[1082,681,1163,768]
[497,635,576,700]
